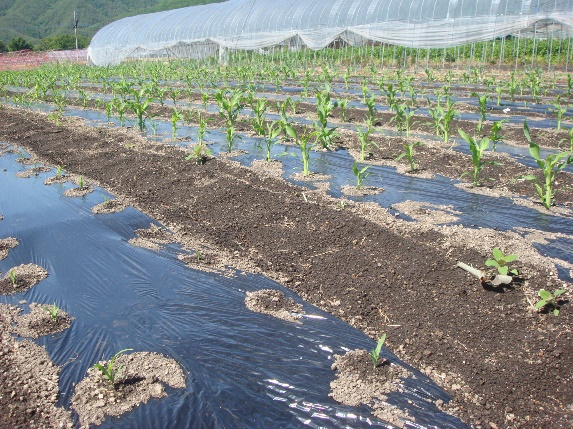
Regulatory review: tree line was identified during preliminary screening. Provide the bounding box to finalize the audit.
[0,34,90,53]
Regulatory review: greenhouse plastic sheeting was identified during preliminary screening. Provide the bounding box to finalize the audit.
[88,0,573,65]
[0,149,467,428]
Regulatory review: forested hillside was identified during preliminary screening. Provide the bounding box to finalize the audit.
[0,0,222,45]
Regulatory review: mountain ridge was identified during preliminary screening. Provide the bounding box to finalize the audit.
[0,0,223,44]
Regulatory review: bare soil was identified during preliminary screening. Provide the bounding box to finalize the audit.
[1,104,572,428]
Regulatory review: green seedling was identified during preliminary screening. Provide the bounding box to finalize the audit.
[263,121,282,162]
[43,303,60,322]
[551,101,569,131]
[195,250,201,261]
[357,125,378,161]
[535,289,567,316]
[55,165,65,177]
[352,162,371,190]
[78,175,85,189]
[396,141,422,172]
[9,269,17,286]
[485,248,519,276]
[370,333,387,368]
[285,124,315,177]
[489,119,507,151]
[518,120,573,209]
[459,129,500,187]
[339,98,349,122]
[472,92,489,122]
[150,120,159,135]
[93,348,133,386]
[250,98,267,136]
[185,144,212,165]
[171,108,183,138]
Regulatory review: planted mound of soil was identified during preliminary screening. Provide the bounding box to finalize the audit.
[0,264,48,295]
[12,303,72,339]
[245,289,305,323]
[15,165,52,178]
[128,225,175,250]
[43,174,71,185]
[63,186,93,197]
[391,201,461,225]
[91,198,127,214]
[71,352,186,427]
[330,350,412,428]
[341,184,384,196]
[0,304,72,429]
[0,237,18,260]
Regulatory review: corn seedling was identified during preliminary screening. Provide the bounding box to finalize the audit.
[459,130,500,187]
[485,248,519,276]
[495,85,503,106]
[535,289,567,316]
[396,142,422,172]
[339,98,349,122]
[352,162,371,190]
[78,175,85,189]
[285,124,314,176]
[126,87,154,131]
[489,119,507,151]
[171,108,183,138]
[263,121,282,162]
[55,165,65,177]
[314,87,339,149]
[150,120,159,135]
[558,127,573,152]
[195,113,210,146]
[551,101,569,131]
[43,303,60,322]
[518,120,573,209]
[369,333,387,369]
[105,100,113,122]
[93,348,133,386]
[472,92,489,122]
[364,94,377,124]
[250,98,267,136]
[9,269,17,287]
[215,88,244,129]
[225,125,241,153]
[439,101,459,146]
[357,124,377,161]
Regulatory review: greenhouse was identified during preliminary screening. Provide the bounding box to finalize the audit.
[87,0,573,66]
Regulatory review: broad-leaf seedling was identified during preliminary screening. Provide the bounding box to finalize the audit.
[535,289,567,316]
[485,248,519,276]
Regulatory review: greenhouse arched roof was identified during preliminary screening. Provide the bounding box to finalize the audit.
[88,0,573,65]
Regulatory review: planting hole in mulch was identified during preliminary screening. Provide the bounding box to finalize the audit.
[11,303,72,339]
[0,237,18,260]
[341,184,384,196]
[0,264,48,295]
[91,198,127,214]
[330,349,413,429]
[128,224,175,250]
[15,165,52,178]
[44,174,72,185]
[245,289,305,323]
[71,351,185,427]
